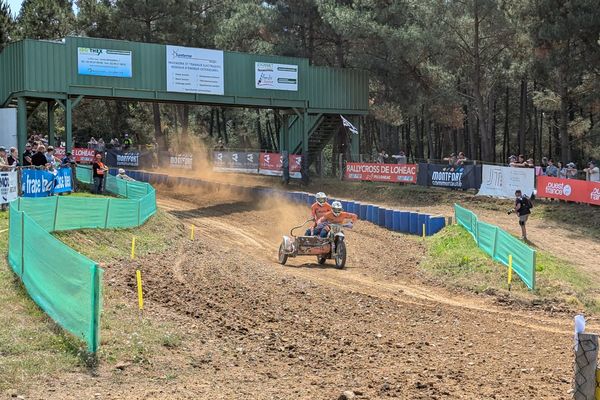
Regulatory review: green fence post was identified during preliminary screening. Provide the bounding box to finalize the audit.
[104,199,111,229]
[20,211,25,278]
[89,264,100,353]
[52,196,60,232]
[137,200,141,226]
[531,251,536,290]
[492,226,499,259]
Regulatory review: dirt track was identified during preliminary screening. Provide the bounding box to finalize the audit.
[25,185,590,399]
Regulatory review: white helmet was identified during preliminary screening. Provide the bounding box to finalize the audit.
[118,168,126,175]
[331,201,343,216]
[315,192,327,205]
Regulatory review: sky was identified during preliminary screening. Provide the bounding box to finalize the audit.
[6,0,23,16]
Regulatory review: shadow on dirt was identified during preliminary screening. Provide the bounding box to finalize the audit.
[168,201,259,219]
[292,262,347,270]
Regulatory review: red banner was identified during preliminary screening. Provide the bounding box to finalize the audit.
[537,176,600,205]
[55,147,97,163]
[258,153,302,178]
[345,162,418,183]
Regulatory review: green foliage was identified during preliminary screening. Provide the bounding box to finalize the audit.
[0,0,15,50]
[17,0,76,39]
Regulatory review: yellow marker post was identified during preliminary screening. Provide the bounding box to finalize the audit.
[190,225,195,241]
[508,254,513,291]
[136,269,144,310]
[422,224,426,240]
[131,236,136,260]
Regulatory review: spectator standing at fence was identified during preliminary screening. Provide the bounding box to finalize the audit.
[7,147,19,167]
[92,153,108,194]
[61,152,75,166]
[545,159,559,177]
[31,145,48,167]
[0,147,8,169]
[511,189,532,241]
[123,134,133,150]
[45,146,57,165]
[557,161,567,179]
[377,149,389,164]
[566,162,578,179]
[97,138,106,152]
[88,137,98,150]
[22,143,33,166]
[456,152,468,165]
[583,161,599,182]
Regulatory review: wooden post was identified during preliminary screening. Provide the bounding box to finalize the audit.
[573,333,598,400]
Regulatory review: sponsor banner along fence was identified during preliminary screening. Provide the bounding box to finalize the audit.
[478,165,535,198]
[455,204,536,290]
[21,169,73,197]
[417,163,482,190]
[212,151,259,173]
[344,162,417,183]
[537,176,600,205]
[258,152,302,179]
[55,147,97,163]
[169,153,193,169]
[106,150,153,169]
[0,170,18,204]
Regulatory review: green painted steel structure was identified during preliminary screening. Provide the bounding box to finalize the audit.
[0,37,368,172]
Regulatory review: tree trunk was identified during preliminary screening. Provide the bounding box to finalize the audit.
[467,103,477,160]
[518,79,527,155]
[558,69,571,163]
[221,108,228,144]
[152,102,166,150]
[209,109,214,137]
[503,85,510,162]
[406,119,412,159]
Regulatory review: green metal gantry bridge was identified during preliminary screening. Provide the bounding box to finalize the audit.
[0,37,368,176]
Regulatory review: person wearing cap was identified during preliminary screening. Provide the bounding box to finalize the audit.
[116,168,135,182]
[22,143,33,166]
[584,161,599,182]
[566,162,578,179]
[545,159,558,177]
[61,151,74,166]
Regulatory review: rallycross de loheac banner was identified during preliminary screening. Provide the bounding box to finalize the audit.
[478,165,535,198]
[212,151,260,173]
[344,162,417,183]
[417,163,482,189]
[55,147,97,163]
[537,176,600,205]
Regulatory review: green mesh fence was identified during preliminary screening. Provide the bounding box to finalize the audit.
[454,204,536,290]
[7,166,157,352]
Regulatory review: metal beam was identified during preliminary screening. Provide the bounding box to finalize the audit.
[65,98,73,152]
[17,97,27,163]
[71,95,84,109]
[47,101,56,146]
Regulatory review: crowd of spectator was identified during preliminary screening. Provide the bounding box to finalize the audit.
[510,154,599,182]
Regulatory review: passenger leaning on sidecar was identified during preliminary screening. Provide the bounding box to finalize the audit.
[305,192,332,235]
[314,201,358,238]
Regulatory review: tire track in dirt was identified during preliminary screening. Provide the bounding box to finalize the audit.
[157,195,583,336]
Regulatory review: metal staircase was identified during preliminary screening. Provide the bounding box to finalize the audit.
[291,114,341,167]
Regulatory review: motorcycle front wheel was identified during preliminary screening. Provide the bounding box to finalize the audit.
[278,243,288,265]
[334,240,346,269]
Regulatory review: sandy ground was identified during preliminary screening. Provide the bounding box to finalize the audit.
[20,184,598,400]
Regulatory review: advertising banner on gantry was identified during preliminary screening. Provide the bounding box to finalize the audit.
[166,45,224,95]
[537,176,600,205]
[258,153,302,179]
[478,165,535,198]
[344,163,417,183]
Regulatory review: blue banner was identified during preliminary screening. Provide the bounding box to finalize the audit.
[53,168,73,194]
[22,169,55,197]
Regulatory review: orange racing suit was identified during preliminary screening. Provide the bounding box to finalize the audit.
[306,202,332,235]
[315,211,358,238]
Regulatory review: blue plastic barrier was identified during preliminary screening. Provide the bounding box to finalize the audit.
[359,204,368,220]
[409,212,418,234]
[385,209,394,229]
[418,214,430,236]
[392,210,401,231]
[366,205,373,222]
[308,195,316,205]
[372,206,380,223]
[378,207,386,226]
[428,216,446,235]
[399,211,410,232]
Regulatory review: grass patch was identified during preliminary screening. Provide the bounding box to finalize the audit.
[0,200,187,393]
[423,225,600,312]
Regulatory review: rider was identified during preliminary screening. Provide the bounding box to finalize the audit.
[305,192,332,235]
[315,201,358,238]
